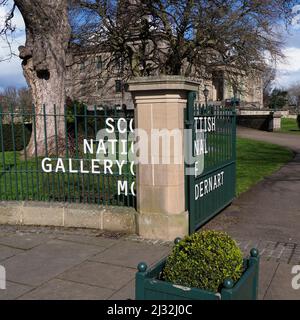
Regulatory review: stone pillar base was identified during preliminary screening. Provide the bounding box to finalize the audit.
[136,211,189,241]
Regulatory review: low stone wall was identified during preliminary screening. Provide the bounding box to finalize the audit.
[237,114,272,131]
[237,109,271,116]
[277,110,290,118]
[0,201,137,234]
[238,109,289,118]
[237,109,282,131]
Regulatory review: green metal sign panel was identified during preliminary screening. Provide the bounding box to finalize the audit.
[185,92,236,233]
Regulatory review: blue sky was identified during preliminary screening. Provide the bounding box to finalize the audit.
[274,4,300,88]
[0,3,26,91]
[0,2,300,92]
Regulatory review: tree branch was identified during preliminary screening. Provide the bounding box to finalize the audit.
[0,2,16,35]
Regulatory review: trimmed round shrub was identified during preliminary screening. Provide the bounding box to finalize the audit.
[163,230,243,293]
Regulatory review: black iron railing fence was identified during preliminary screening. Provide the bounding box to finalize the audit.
[0,104,135,207]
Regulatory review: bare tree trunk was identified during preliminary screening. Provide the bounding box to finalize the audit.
[15,0,71,157]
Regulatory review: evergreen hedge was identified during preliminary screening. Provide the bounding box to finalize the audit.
[0,123,32,152]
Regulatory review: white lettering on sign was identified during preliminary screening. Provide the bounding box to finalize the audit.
[41,117,135,197]
[195,171,224,200]
[105,117,134,134]
[118,181,135,196]
[194,117,216,133]
[194,138,208,156]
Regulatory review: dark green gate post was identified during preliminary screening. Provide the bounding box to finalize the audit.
[185,91,197,235]
[232,108,237,198]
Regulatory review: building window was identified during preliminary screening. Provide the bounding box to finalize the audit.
[96,56,102,70]
[80,80,86,96]
[123,83,129,92]
[96,80,104,91]
[115,80,122,93]
[80,61,85,71]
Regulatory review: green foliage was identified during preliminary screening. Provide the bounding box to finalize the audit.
[163,230,243,293]
[65,100,87,124]
[268,89,288,109]
[0,124,32,152]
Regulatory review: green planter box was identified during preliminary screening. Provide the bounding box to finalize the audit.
[135,249,259,300]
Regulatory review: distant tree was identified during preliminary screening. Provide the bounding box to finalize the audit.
[288,82,300,112]
[1,86,18,110]
[268,88,288,109]
[262,67,276,107]
[17,87,32,111]
[0,86,32,112]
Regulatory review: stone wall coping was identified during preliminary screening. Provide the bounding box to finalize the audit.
[0,201,137,233]
[0,200,136,213]
[272,112,283,118]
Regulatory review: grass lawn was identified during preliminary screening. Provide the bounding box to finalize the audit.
[236,137,293,195]
[279,118,300,135]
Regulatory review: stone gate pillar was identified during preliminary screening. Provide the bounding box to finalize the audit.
[128,76,200,240]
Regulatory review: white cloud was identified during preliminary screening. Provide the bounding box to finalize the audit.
[277,47,300,72]
[275,47,300,87]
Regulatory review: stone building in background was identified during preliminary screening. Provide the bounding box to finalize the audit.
[65,45,263,110]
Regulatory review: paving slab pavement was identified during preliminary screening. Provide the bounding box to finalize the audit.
[0,245,23,262]
[263,263,300,300]
[258,260,279,300]
[0,225,298,300]
[19,278,115,300]
[0,281,33,300]
[0,226,172,300]
[2,239,105,287]
[0,233,55,250]
[58,260,135,290]
[88,240,170,268]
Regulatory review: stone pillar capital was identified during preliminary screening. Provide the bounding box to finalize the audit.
[128,75,200,94]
